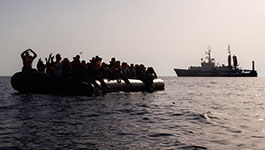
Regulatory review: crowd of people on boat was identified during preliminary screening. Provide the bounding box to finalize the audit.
[21,49,158,89]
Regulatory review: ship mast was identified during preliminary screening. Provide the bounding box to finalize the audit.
[206,46,212,63]
[228,45,232,67]
[228,45,231,55]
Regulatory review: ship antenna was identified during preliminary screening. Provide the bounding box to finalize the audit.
[206,46,212,63]
[227,44,232,67]
[228,45,231,55]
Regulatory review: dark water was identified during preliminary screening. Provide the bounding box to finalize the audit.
[1,76,265,150]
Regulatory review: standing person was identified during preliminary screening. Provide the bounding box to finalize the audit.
[61,58,72,79]
[71,55,83,81]
[142,67,157,91]
[53,54,62,78]
[45,53,56,75]
[37,58,46,73]
[21,49,37,72]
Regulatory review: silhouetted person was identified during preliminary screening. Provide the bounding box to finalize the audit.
[21,49,37,72]
[81,60,87,68]
[109,57,116,68]
[129,64,136,79]
[122,62,130,77]
[71,55,82,81]
[142,67,157,91]
[79,59,88,81]
[145,67,157,79]
[54,54,62,78]
[135,64,146,80]
[61,58,72,79]
[37,58,46,73]
[86,60,101,89]
[98,62,112,80]
[87,56,108,89]
[45,53,55,75]
[121,62,131,85]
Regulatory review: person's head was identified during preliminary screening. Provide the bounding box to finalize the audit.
[75,55,80,60]
[96,60,102,67]
[63,58,68,61]
[62,58,70,64]
[56,54,62,61]
[95,55,102,61]
[89,57,96,64]
[147,67,154,72]
[122,62,128,67]
[95,56,102,63]
[101,62,107,67]
[25,51,30,56]
[140,64,146,70]
[73,55,80,62]
[122,62,125,66]
[115,61,121,66]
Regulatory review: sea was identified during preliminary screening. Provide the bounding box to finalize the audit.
[1,76,265,150]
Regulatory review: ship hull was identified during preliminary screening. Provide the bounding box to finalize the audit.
[174,69,257,77]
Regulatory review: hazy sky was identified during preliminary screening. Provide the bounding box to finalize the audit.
[1,0,265,76]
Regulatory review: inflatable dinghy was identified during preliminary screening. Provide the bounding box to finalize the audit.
[11,72,165,95]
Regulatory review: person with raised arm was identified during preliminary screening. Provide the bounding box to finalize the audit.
[21,49,37,72]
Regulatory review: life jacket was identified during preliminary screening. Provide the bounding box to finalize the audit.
[62,59,72,76]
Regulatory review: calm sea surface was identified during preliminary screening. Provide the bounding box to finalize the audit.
[1,76,265,150]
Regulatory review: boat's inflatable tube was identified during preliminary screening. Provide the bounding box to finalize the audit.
[11,72,165,95]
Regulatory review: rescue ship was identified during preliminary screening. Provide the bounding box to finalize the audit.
[174,45,258,77]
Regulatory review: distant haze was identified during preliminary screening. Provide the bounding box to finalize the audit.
[1,0,265,76]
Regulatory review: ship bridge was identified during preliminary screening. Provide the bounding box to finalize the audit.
[200,48,215,71]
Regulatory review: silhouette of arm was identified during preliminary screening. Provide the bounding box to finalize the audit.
[51,56,54,64]
[20,49,28,58]
[150,67,157,78]
[153,72,157,78]
[46,53,52,64]
[29,49,37,59]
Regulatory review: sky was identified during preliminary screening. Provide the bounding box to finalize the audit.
[1,0,265,76]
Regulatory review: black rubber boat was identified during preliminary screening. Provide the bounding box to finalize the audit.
[11,72,165,95]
